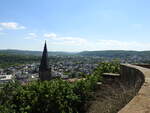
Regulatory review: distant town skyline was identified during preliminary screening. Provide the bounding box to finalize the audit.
[1,0,150,52]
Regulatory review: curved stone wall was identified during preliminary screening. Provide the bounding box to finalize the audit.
[118,64,150,113]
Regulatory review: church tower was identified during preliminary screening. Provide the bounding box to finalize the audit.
[39,41,51,81]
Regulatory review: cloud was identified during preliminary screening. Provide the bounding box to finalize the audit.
[28,33,37,37]
[45,35,88,46]
[48,37,150,51]
[24,33,37,39]
[34,32,150,51]
[55,37,87,45]
[0,22,26,30]
[95,40,150,51]
[43,33,87,46]
[43,33,57,38]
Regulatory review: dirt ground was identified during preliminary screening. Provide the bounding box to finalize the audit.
[86,78,137,113]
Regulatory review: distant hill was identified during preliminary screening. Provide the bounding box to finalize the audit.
[78,50,150,58]
[0,49,75,56]
[0,50,150,58]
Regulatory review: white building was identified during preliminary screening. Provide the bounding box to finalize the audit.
[0,75,13,83]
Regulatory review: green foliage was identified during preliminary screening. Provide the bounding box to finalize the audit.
[0,80,78,113]
[0,76,100,113]
[0,53,40,68]
[93,61,120,81]
[0,61,120,113]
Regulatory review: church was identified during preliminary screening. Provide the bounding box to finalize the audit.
[39,41,52,81]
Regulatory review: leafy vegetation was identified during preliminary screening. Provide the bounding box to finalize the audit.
[0,53,40,68]
[0,78,99,113]
[93,61,120,77]
[0,62,120,113]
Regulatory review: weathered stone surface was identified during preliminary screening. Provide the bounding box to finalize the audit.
[102,73,120,76]
[118,64,150,113]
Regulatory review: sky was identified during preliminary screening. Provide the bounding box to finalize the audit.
[0,0,150,52]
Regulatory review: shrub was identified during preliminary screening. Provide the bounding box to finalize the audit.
[93,61,120,79]
[0,61,120,113]
[0,77,100,113]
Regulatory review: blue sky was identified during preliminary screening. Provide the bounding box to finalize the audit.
[0,0,150,51]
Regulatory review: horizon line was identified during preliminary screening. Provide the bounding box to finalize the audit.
[0,49,150,53]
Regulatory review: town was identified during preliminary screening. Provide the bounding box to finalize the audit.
[0,56,99,84]
[0,55,148,84]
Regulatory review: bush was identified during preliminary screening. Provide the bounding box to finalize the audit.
[0,77,99,113]
[0,61,120,113]
[93,61,120,80]
[0,80,80,113]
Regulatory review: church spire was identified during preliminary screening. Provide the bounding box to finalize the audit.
[39,41,49,71]
[39,41,51,81]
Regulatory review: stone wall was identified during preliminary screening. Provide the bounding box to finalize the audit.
[118,64,150,113]
[135,64,150,69]
[120,64,144,90]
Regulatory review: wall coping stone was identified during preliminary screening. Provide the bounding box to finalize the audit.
[118,64,150,113]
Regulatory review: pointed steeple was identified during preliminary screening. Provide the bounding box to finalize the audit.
[39,41,51,81]
[39,41,49,71]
